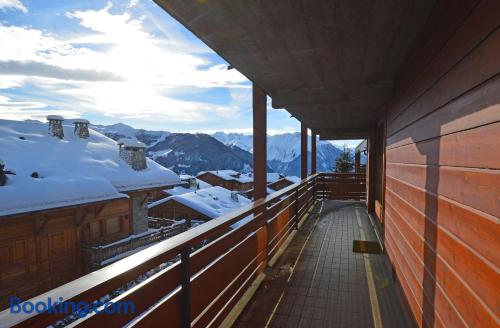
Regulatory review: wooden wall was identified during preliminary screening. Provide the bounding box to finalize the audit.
[0,198,131,310]
[197,173,253,191]
[384,1,500,327]
[148,199,212,222]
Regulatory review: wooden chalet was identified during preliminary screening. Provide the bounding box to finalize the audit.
[3,1,499,327]
[196,170,253,191]
[0,119,180,310]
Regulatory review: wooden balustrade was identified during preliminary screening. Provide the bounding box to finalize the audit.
[83,224,188,270]
[1,173,364,328]
[319,173,366,200]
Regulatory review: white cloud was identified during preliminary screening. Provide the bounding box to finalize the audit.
[0,0,27,13]
[0,95,80,120]
[0,3,249,124]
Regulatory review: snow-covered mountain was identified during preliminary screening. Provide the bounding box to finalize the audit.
[212,132,344,175]
[92,123,354,176]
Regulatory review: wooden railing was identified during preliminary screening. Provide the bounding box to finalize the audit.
[83,224,188,270]
[319,173,366,200]
[2,174,319,328]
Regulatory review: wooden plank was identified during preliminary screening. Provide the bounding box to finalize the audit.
[386,163,500,217]
[388,28,500,137]
[390,0,497,123]
[387,122,500,169]
[387,74,500,149]
[385,197,498,313]
[385,183,499,268]
[131,290,181,327]
[385,214,497,327]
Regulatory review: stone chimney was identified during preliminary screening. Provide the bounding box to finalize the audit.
[73,119,90,139]
[47,115,64,139]
[118,138,147,170]
[231,190,239,202]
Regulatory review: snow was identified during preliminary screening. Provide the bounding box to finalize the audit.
[149,186,251,220]
[267,172,282,183]
[73,119,89,124]
[0,119,180,217]
[197,169,253,183]
[118,138,146,148]
[149,148,172,160]
[46,115,64,121]
[284,176,301,184]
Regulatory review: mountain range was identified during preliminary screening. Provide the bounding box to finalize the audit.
[91,123,349,176]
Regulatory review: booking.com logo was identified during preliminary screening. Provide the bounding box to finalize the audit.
[9,296,135,318]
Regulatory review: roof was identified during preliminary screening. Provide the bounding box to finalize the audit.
[164,179,212,196]
[0,119,180,217]
[155,1,435,139]
[355,140,368,153]
[266,172,283,183]
[197,170,253,184]
[149,186,251,220]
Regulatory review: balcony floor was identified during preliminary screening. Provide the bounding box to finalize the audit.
[234,200,415,328]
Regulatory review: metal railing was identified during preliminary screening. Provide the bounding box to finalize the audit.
[2,172,365,328]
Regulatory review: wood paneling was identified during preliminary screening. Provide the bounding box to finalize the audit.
[384,1,500,326]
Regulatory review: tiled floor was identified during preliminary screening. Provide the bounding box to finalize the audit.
[234,200,415,328]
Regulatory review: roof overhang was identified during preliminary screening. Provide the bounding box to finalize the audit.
[155,0,436,139]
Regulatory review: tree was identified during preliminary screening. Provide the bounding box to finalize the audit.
[334,146,354,173]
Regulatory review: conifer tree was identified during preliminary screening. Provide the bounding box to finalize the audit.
[334,146,354,173]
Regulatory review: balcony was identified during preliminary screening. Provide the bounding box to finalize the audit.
[2,173,411,328]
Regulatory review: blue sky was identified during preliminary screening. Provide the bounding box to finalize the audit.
[0,0,360,147]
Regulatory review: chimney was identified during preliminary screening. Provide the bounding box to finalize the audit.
[73,119,90,139]
[118,138,147,171]
[189,177,197,189]
[230,191,239,202]
[47,115,64,139]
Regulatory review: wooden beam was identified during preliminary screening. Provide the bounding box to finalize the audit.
[253,83,267,200]
[301,123,308,179]
[311,132,317,174]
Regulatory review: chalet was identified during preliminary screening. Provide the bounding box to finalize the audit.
[149,174,212,202]
[196,170,253,191]
[148,186,251,224]
[268,176,301,192]
[0,118,180,309]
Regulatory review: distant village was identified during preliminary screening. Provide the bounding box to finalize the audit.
[0,116,301,308]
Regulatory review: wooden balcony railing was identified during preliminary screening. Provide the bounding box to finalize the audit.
[83,224,188,270]
[1,172,365,328]
[319,172,367,200]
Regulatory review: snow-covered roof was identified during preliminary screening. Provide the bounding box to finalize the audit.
[266,172,282,183]
[0,119,181,217]
[284,176,301,184]
[46,115,64,121]
[73,118,90,124]
[118,138,146,148]
[197,170,253,184]
[149,186,251,220]
[164,179,212,196]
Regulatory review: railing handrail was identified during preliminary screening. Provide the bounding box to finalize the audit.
[0,173,319,327]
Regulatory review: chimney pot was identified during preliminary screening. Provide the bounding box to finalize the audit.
[47,115,64,139]
[118,138,147,170]
[73,119,90,139]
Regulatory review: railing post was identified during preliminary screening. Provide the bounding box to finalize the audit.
[180,247,191,328]
[294,188,299,230]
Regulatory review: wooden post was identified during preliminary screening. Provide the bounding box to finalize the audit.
[367,126,376,213]
[253,83,267,200]
[311,131,317,174]
[180,247,191,328]
[301,123,308,179]
[355,150,361,173]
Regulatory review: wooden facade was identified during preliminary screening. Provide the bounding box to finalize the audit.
[268,178,296,192]
[383,1,500,327]
[196,172,252,192]
[0,198,131,310]
[148,199,211,223]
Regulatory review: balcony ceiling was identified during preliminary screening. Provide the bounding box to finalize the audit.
[155,0,435,139]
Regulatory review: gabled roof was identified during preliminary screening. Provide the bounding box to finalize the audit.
[149,186,251,220]
[197,170,253,184]
[0,119,180,217]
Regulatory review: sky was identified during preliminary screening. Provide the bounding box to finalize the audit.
[0,0,361,148]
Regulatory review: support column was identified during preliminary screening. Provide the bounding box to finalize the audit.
[311,131,317,175]
[301,123,308,179]
[367,126,376,212]
[253,83,267,200]
[355,150,361,173]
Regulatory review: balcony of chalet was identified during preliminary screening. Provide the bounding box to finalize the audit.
[1,1,498,327]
